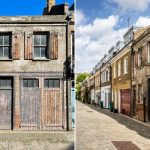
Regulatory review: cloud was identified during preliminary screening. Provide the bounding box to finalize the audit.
[76,13,127,73]
[76,10,85,25]
[135,16,150,26]
[112,0,150,12]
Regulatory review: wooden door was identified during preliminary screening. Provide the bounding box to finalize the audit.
[121,89,131,116]
[0,78,12,130]
[20,79,41,130]
[42,79,63,130]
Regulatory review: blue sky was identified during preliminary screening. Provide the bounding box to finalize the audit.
[0,0,74,16]
[76,0,150,72]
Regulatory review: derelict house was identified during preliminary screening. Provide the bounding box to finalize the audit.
[0,0,74,130]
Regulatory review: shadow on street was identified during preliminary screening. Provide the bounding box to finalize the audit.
[80,101,150,139]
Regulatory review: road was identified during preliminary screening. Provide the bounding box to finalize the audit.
[76,100,150,150]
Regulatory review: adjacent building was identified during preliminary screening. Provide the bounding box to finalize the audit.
[132,26,150,122]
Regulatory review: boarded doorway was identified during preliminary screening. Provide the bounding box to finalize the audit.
[20,79,41,130]
[0,77,13,130]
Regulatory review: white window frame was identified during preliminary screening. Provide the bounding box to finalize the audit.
[118,61,121,77]
[124,56,128,74]
[114,64,116,79]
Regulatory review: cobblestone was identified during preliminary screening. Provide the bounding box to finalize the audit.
[76,100,150,150]
[0,131,74,150]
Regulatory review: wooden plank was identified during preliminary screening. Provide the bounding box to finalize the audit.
[20,89,40,130]
[0,89,12,130]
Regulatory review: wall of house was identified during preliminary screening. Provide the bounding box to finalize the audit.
[132,31,150,121]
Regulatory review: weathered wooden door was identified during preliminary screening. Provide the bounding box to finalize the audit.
[42,79,63,130]
[121,89,131,116]
[0,78,12,130]
[42,89,63,130]
[20,79,40,130]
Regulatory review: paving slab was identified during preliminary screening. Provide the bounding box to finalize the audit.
[76,100,150,150]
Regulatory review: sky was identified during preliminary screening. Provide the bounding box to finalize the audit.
[76,0,150,73]
[0,0,74,16]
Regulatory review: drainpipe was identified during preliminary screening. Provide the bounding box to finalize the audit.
[66,14,72,131]
[143,96,146,122]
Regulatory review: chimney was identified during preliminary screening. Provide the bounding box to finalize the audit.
[47,0,55,12]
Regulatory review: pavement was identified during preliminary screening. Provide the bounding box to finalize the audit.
[76,100,150,150]
[0,131,74,150]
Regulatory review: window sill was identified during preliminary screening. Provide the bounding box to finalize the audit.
[0,58,12,61]
[32,58,50,61]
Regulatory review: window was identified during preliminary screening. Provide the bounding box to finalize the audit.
[138,84,143,103]
[34,32,48,59]
[147,42,150,63]
[0,79,12,88]
[23,79,39,88]
[44,79,60,88]
[0,33,11,59]
[114,64,116,78]
[124,57,128,74]
[118,61,121,76]
[138,48,142,67]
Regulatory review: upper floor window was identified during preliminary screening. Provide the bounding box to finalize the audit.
[147,42,150,63]
[33,32,48,59]
[114,64,117,79]
[0,33,11,59]
[118,61,121,77]
[124,57,128,74]
[138,48,142,67]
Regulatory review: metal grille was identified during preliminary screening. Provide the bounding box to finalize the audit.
[23,79,39,88]
[44,79,60,88]
[112,141,141,150]
[34,33,47,58]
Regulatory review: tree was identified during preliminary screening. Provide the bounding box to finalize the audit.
[76,72,90,100]
[76,72,90,84]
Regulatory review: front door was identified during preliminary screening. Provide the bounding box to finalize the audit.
[0,78,12,130]
[121,89,131,116]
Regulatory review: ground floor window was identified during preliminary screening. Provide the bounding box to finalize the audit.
[44,79,60,88]
[23,79,39,88]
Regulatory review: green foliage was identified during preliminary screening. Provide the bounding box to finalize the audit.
[76,72,90,84]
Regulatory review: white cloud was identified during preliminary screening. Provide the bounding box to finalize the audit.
[76,10,85,25]
[112,0,150,12]
[76,13,127,73]
[135,16,150,26]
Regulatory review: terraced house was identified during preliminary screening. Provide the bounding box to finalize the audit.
[0,0,74,131]
[132,26,150,122]
[94,64,101,105]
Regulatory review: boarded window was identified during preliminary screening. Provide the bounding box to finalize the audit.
[33,32,48,59]
[50,33,58,59]
[0,33,11,59]
[23,79,39,88]
[44,79,60,88]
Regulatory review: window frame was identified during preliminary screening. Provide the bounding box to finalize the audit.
[118,61,121,77]
[33,32,49,60]
[138,48,142,67]
[22,78,39,88]
[44,79,60,89]
[124,56,128,74]
[147,42,150,63]
[0,32,12,60]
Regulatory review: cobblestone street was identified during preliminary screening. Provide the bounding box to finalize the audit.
[76,100,150,150]
[0,131,74,150]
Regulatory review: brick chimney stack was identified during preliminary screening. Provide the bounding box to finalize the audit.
[47,0,55,12]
